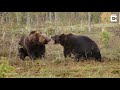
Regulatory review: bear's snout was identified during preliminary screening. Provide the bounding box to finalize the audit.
[44,37,51,44]
[46,37,51,42]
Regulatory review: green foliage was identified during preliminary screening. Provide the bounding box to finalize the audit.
[99,31,110,48]
[0,57,15,78]
[91,12,101,23]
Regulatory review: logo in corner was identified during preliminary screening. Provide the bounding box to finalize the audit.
[110,14,117,23]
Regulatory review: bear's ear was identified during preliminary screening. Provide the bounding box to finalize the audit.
[60,34,67,40]
[60,34,67,37]
[68,33,73,35]
[28,31,38,42]
[35,31,42,34]
[61,33,65,35]
[29,31,37,35]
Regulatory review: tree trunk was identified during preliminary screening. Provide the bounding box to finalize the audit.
[119,12,120,24]
[49,12,52,22]
[54,12,58,34]
[27,12,30,32]
[36,14,39,26]
[2,31,5,41]
[88,12,91,32]
[9,36,14,58]
[81,19,83,28]
[16,12,19,26]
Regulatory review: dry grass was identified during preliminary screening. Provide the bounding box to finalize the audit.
[5,56,120,78]
[1,43,120,78]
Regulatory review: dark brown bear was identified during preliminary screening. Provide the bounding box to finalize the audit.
[18,31,51,60]
[51,33,101,61]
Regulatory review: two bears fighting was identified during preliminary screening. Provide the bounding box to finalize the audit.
[18,31,101,61]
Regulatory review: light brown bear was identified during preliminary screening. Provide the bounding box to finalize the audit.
[18,31,51,60]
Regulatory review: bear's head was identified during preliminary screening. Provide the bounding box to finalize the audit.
[28,31,51,45]
[59,34,67,46]
[51,35,60,44]
[51,33,73,46]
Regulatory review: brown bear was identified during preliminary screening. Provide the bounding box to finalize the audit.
[18,31,51,60]
[51,33,101,61]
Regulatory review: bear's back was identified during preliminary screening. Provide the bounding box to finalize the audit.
[67,35,98,48]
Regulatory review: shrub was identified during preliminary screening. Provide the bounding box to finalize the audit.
[0,57,16,78]
[99,31,110,48]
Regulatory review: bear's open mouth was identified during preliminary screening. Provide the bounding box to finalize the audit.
[44,42,48,44]
[43,39,51,44]
[54,40,60,44]
[54,40,57,44]
[51,37,60,44]
[51,39,56,44]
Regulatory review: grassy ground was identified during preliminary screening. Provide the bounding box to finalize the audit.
[0,25,120,78]
[1,56,120,78]
[1,42,120,78]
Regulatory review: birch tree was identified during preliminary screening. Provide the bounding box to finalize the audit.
[88,12,91,32]
[27,12,30,32]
